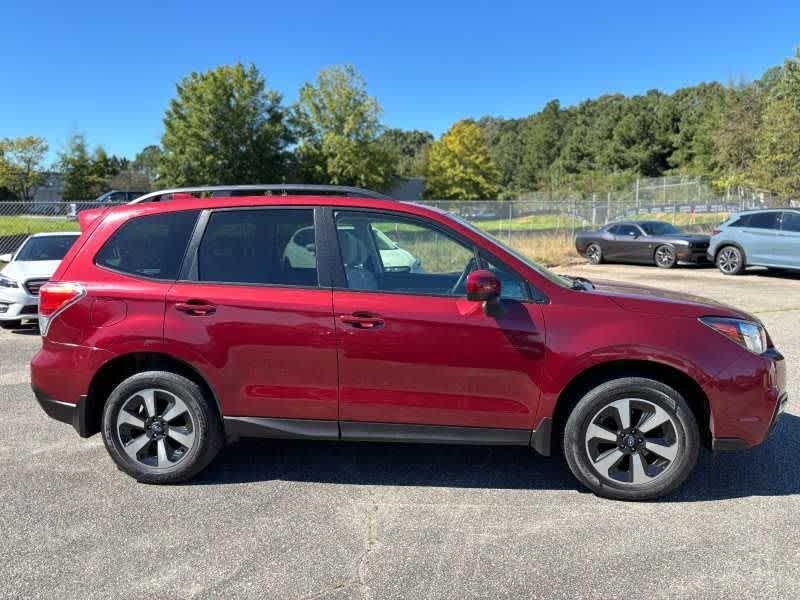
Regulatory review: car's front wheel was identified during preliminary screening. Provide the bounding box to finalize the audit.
[654,245,677,268]
[563,377,700,501]
[101,371,223,484]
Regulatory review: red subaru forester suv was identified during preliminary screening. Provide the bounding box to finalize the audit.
[31,186,788,500]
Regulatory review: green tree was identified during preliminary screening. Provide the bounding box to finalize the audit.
[58,134,106,199]
[160,63,291,186]
[518,100,564,190]
[712,86,763,189]
[753,50,800,201]
[377,129,433,177]
[292,65,394,190]
[132,145,163,184]
[423,120,501,199]
[0,136,49,201]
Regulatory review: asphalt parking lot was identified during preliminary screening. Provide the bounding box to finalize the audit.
[1,264,798,599]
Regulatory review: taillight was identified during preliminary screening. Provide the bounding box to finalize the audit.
[38,282,85,336]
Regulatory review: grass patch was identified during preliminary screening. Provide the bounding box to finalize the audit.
[0,216,80,237]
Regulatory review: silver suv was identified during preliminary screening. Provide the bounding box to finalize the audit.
[708,208,800,275]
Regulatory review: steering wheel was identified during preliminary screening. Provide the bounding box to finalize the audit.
[450,257,478,296]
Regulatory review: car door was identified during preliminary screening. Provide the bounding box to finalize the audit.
[777,211,800,268]
[328,209,546,433]
[164,207,339,422]
[741,211,781,265]
[614,224,645,262]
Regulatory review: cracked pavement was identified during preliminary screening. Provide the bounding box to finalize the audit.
[1,263,798,599]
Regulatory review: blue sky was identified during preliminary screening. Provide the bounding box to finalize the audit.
[2,1,799,163]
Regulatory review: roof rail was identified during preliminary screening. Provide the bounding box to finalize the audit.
[129,184,391,204]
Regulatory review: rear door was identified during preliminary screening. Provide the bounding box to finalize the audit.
[164,207,339,421]
[329,209,546,431]
[777,211,800,268]
[741,211,781,265]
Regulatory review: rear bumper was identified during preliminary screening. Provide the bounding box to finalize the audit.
[32,385,91,437]
[676,247,710,263]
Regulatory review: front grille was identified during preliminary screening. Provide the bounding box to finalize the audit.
[24,278,48,296]
[19,305,38,315]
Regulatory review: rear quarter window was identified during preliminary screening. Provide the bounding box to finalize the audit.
[95,210,199,280]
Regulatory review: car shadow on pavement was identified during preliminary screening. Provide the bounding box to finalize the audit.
[193,413,799,501]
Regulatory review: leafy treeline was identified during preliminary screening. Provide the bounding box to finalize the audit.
[3,49,800,202]
[479,49,800,201]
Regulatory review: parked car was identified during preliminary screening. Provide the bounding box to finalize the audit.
[575,221,711,268]
[708,208,800,275]
[67,190,148,220]
[283,225,421,272]
[0,232,81,329]
[30,188,787,501]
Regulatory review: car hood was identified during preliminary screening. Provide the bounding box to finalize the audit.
[589,279,753,320]
[0,260,61,282]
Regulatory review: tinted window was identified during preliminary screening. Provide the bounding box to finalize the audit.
[607,225,621,234]
[782,211,800,232]
[640,222,683,235]
[198,209,317,286]
[15,235,77,261]
[617,225,640,237]
[729,214,750,227]
[96,210,198,279]
[746,212,780,230]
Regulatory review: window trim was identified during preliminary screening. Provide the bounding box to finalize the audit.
[328,208,542,303]
[180,205,325,289]
[93,209,201,282]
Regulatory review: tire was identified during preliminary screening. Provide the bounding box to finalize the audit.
[586,243,603,265]
[654,245,677,269]
[716,245,745,275]
[101,371,224,484]
[0,320,22,330]
[563,377,700,501]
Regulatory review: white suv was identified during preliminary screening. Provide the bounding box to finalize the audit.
[0,232,80,329]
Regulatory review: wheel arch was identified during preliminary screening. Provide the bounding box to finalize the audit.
[82,352,222,438]
[714,241,748,263]
[550,359,711,455]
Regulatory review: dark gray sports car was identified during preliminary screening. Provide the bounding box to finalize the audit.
[575,221,710,268]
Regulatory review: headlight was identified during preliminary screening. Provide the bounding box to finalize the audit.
[700,317,767,354]
[0,275,19,288]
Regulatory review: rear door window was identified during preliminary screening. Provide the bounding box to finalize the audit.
[746,212,780,230]
[95,210,199,279]
[781,211,800,232]
[196,208,318,287]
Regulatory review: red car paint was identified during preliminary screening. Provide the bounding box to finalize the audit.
[31,195,786,450]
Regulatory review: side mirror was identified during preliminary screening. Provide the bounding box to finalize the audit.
[0,253,12,263]
[466,269,501,302]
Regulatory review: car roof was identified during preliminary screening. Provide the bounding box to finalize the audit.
[28,231,82,238]
[733,207,798,214]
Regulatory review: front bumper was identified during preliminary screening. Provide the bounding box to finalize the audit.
[676,246,711,263]
[709,348,788,451]
[0,289,38,321]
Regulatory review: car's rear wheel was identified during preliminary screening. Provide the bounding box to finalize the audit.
[0,320,22,330]
[654,245,677,268]
[586,243,603,265]
[716,245,745,275]
[563,377,700,501]
[101,371,223,484]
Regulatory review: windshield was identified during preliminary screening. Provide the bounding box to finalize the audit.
[640,222,684,235]
[448,214,572,288]
[15,236,77,261]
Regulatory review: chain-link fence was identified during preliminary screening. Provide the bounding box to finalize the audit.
[0,194,755,266]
